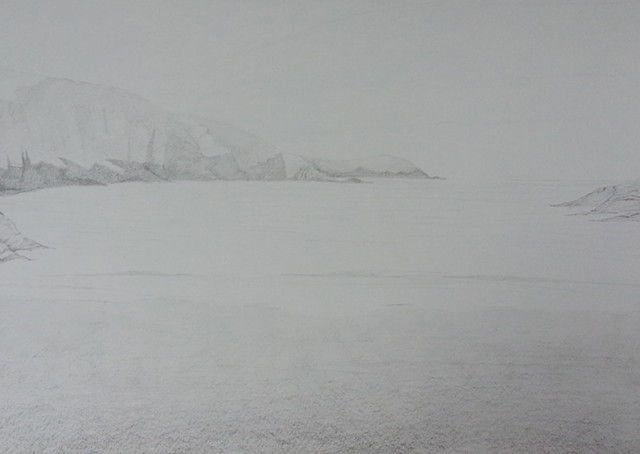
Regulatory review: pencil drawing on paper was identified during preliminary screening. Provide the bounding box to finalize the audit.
[555,179,640,222]
[0,211,45,262]
[1,1,640,453]
[0,67,434,265]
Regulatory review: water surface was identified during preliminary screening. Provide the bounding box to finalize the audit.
[1,179,639,453]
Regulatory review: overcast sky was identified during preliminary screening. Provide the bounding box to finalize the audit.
[1,0,639,180]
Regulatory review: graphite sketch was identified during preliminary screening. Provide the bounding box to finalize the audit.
[0,211,44,262]
[0,67,434,192]
[0,67,434,264]
[556,180,640,221]
[2,2,640,453]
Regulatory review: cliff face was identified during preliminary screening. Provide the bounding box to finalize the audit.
[0,73,239,182]
[0,68,435,190]
[0,68,439,262]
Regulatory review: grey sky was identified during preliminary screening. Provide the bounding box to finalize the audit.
[1,0,639,180]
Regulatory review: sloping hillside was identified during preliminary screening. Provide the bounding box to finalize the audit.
[0,68,435,191]
[555,180,640,221]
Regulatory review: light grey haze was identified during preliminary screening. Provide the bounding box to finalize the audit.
[1,0,639,181]
[2,1,640,452]
[2,179,640,452]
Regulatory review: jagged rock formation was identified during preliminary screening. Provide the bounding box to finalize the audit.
[304,156,436,179]
[0,68,437,263]
[555,180,640,221]
[0,67,436,192]
[0,212,45,262]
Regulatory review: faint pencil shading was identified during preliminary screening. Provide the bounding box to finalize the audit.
[0,68,436,196]
[554,179,640,221]
[0,211,45,262]
[0,68,435,264]
[2,1,639,452]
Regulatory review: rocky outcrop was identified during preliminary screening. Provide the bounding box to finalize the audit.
[0,212,45,262]
[555,180,640,221]
[0,68,437,193]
